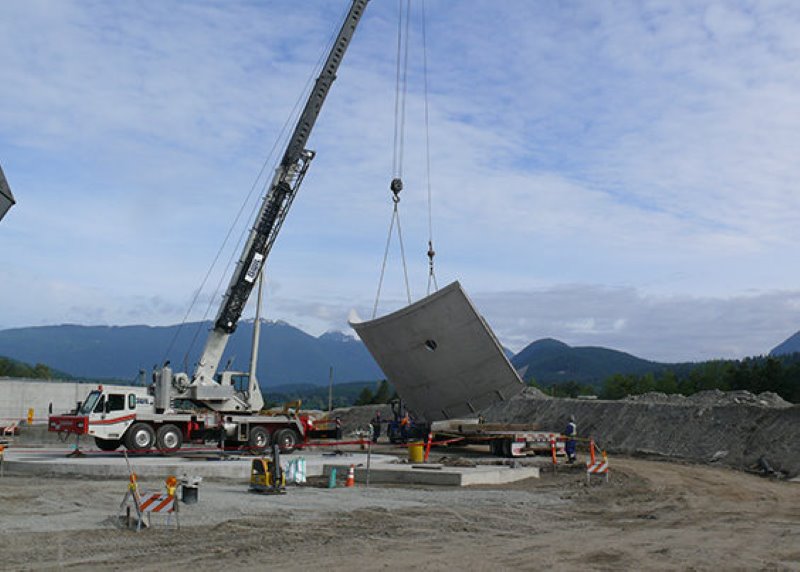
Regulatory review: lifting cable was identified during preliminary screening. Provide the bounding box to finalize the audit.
[373,0,413,318]
[421,0,438,296]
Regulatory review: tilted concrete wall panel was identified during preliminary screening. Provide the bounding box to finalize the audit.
[0,379,131,423]
[350,281,524,422]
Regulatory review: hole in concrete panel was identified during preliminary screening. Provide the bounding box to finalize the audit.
[424,339,438,352]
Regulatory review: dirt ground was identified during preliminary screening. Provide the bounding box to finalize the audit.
[1,456,798,571]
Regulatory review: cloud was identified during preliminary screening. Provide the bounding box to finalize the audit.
[1,1,800,363]
[472,285,800,362]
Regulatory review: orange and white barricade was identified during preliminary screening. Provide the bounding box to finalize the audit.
[138,492,176,514]
[586,441,609,484]
[119,474,180,531]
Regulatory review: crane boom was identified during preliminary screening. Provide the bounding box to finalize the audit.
[166,0,369,411]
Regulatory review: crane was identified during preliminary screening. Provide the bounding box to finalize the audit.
[154,0,370,414]
[49,1,372,455]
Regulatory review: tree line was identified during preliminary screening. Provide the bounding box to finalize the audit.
[533,353,800,404]
[0,356,54,379]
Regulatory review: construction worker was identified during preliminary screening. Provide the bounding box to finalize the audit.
[371,411,382,443]
[564,415,577,463]
[399,410,410,443]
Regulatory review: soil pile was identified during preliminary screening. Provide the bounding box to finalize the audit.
[481,389,800,478]
[327,404,393,435]
[626,389,791,408]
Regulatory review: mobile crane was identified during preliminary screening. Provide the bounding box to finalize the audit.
[48,0,370,453]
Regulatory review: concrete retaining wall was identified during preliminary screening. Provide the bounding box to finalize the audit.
[0,378,130,424]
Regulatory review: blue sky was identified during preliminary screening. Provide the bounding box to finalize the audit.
[2,0,800,362]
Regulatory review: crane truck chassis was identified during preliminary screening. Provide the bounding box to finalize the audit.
[48,382,311,454]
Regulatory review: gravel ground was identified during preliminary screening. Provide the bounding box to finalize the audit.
[1,456,798,571]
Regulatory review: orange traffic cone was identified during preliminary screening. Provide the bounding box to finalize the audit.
[345,464,355,487]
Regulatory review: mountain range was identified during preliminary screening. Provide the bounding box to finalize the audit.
[0,320,382,387]
[1,322,798,388]
[509,338,694,385]
[770,331,800,357]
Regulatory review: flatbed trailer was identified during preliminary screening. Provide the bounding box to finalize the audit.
[432,420,566,459]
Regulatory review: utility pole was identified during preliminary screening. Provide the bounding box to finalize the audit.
[327,366,334,414]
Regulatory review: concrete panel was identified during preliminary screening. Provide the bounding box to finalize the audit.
[350,281,524,422]
[0,379,128,424]
[323,464,540,486]
[4,449,395,480]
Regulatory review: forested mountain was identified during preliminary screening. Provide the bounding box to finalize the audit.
[0,321,382,386]
[770,330,800,356]
[511,338,693,386]
[4,323,798,403]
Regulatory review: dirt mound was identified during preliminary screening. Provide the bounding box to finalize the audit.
[514,386,551,400]
[626,390,791,408]
[327,404,393,434]
[481,391,800,478]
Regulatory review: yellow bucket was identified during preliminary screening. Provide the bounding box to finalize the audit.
[408,442,425,463]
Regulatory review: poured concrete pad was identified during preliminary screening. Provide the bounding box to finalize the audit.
[351,281,524,422]
[324,463,539,486]
[3,447,395,480]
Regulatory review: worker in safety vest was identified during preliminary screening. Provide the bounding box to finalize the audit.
[399,411,410,443]
[564,415,577,463]
[371,411,382,443]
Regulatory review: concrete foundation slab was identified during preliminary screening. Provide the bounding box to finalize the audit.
[323,462,539,486]
[3,448,395,480]
[4,448,539,486]
[351,281,524,422]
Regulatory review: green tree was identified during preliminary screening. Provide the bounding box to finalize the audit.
[33,363,52,379]
[371,380,391,404]
[655,370,679,394]
[355,387,374,406]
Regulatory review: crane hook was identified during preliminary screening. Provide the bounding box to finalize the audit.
[390,177,403,203]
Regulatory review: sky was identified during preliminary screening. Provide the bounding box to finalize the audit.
[2,0,800,362]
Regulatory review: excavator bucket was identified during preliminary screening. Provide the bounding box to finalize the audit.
[350,281,524,423]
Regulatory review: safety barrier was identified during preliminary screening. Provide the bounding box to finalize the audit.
[138,492,176,514]
[1,421,19,436]
[586,439,609,483]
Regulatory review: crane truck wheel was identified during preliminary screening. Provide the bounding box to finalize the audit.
[94,437,121,451]
[247,426,270,452]
[273,428,300,454]
[156,424,183,453]
[125,422,156,452]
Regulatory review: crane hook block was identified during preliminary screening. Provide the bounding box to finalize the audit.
[390,178,403,195]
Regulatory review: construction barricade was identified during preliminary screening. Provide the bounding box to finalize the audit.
[118,456,179,531]
[586,439,609,484]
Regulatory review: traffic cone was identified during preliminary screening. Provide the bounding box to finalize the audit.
[345,464,355,487]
